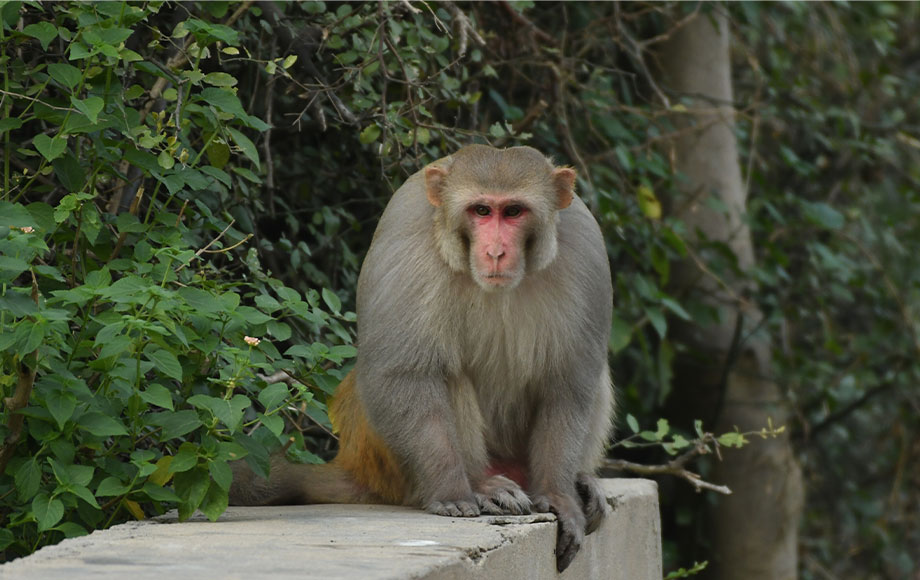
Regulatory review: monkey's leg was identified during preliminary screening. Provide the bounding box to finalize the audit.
[528,368,609,572]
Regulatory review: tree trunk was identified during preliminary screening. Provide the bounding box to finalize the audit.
[657,11,803,580]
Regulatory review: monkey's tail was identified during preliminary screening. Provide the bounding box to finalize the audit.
[229,370,408,507]
[229,455,369,506]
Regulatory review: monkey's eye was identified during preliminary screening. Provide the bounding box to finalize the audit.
[503,205,524,218]
[473,205,491,217]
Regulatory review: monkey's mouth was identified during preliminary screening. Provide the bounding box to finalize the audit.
[482,272,514,288]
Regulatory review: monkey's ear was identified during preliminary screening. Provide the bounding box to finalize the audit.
[425,166,448,207]
[551,167,576,209]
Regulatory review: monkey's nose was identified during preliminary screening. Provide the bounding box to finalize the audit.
[487,249,505,261]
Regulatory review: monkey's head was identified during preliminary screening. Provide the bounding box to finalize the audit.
[425,145,576,291]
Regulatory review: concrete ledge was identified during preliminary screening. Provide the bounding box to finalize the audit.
[1,479,661,579]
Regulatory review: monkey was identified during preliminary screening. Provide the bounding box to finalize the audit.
[229,145,614,572]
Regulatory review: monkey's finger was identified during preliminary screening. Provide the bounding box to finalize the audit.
[475,494,505,516]
[493,488,531,515]
[428,499,481,518]
[555,523,582,573]
[530,494,552,514]
[427,501,461,517]
[576,473,609,534]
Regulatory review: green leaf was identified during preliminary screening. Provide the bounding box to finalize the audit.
[15,458,41,501]
[661,297,692,321]
[145,348,183,381]
[626,414,640,434]
[174,467,210,520]
[46,391,77,430]
[718,432,748,448]
[157,149,175,170]
[267,320,291,341]
[142,481,181,502]
[0,117,23,133]
[199,480,229,522]
[0,529,12,550]
[637,184,662,220]
[67,484,101,509]
[34,134,67,162]
[140,383,175,410]
[78,412,128,436]
[47,63,82,90]
[199,87,245,116]
[237,306,272,325]
[234,434,270,479]
[254,293,282,312]
[260,413,284,436]
[802,201,844,230]
[257,382,290,411]
[96,477,130,497]
[609,315,633,353]
[23,22,58,50]
[203,72,237,87]
[179,287,224,314]
[205,143,231,170]
[188,394,251,434]
[0,255,30,280]
[54,522,89,539]
[645,307,667,339]
[150,410,202,439]
[639,430,660,442]
[53,153,86,192]
[227,127,260,170]
[33,494,65,532]
[359,125,381,144]
[169,442,199,473]
[70,96,104,124]
[488,122,507,138]
[209,460,233,491]
[322,288,341,314]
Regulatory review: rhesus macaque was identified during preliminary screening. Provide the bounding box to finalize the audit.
[230,145,614,572]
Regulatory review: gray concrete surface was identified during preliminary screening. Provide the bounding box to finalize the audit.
[1,479,661,579]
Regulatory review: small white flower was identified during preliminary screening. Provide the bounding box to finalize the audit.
[244,336,261,347]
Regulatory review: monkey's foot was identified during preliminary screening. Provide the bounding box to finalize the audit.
[426,498,480,517]
[576,472,609,534]
[474,475,532,515]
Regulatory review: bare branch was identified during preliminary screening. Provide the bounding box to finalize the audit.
[445,2,485,57]
[603,457,733,495]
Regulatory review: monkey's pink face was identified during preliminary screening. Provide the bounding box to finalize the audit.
[466,195,530,290]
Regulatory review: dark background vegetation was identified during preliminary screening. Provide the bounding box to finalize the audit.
[0,2,917,578]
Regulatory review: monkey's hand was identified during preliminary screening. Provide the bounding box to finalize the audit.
[474,475,532,515]
[425,497,480,517]
[576,472,610,534]
[532,491,586,573]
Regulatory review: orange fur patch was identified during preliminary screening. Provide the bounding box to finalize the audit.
[329,370,408,505]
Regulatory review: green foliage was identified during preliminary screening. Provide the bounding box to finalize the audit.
[732,3,920,576]
[0,1,352,558]
[664,561,708,579]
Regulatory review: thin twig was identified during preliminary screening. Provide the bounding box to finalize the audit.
[604,457,733,495]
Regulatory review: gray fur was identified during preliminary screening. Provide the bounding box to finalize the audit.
[355,145,614,571]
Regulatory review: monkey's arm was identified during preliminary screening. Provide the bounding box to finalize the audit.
[356,368,481,516]
[528,362,613,572]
